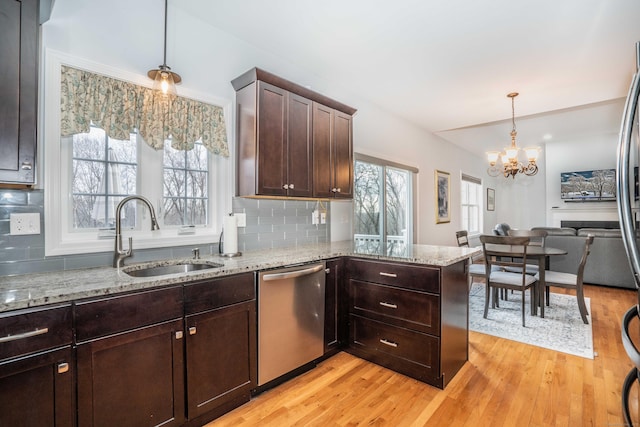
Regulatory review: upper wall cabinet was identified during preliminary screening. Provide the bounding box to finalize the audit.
[232,68,356,199]
[0,0,39,185]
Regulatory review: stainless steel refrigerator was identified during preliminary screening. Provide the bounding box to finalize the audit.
[617,41,640,426]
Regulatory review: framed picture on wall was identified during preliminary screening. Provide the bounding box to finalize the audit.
[487,188,495,211]
[435,170,450,223]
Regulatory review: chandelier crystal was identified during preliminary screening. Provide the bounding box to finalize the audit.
[487,92,540,178]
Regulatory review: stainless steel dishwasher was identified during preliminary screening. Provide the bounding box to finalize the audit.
[257,262,326,386]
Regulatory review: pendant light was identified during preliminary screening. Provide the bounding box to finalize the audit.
[147,0,181,96]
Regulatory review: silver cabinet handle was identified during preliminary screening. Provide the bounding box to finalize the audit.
[336,188,341,193]
[379,272,397,278]
[21,161,33,170]
[189,326,197,335]
[331,188,337,193]
[57,362,69,374]
[380,339,398,348]
[0,327,48,343]
[289,183,294,189]
[283,184,289,190]
[175,331,183,340]
[379,302,398,309]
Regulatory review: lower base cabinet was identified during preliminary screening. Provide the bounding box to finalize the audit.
[0,347,75,426]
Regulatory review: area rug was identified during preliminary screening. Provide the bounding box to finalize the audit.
[468,283,594,359]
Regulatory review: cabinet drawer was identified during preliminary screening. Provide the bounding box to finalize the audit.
[349,314,439,371]
[184,272,255,315]
[75,286,183,342]
[347,258,440,294]
[0,304,72,361]
[349,279,439,335]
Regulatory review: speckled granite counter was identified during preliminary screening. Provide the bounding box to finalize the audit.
[0,240,479,313]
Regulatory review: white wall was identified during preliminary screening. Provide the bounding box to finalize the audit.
[42,0,497,247]
[544,133,619,226]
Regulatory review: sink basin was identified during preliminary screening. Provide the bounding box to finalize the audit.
[123,261,224,277]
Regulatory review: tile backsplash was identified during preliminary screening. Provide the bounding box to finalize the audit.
[0,189,329,276]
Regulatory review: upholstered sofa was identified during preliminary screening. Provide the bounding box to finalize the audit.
[531,226,635,289]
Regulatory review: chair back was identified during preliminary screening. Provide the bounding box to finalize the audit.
[576,235,595,283]
[507,229,548,247]
[479,235,531,273]
[456,230,469,247]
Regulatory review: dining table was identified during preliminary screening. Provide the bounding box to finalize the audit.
[489,245,567,318]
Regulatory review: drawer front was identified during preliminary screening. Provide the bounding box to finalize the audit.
[347,258,440,294]
[0,304,72,361]
[349,279,439,335]
[184,272,255,315]
[350,314,439,370]
[75,285,183,342]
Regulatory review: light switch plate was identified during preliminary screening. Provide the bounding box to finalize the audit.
[10,213,41,235]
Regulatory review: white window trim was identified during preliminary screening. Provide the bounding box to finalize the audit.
[460,173,483,237]
[43,49,234,256]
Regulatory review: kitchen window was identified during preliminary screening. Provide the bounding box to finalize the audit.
[353,154,417,254]
[461,173,483,235]
[44,52,233,256]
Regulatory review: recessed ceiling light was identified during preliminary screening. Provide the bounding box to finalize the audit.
[543,134,553,141]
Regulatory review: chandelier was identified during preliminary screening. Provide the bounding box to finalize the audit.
[147,0,181,96]
[486,92,540,178]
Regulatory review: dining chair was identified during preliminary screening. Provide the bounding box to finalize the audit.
[536,235,594,324]
[506,229,548,275]
[480,235,538,327]
[456,230,497,290]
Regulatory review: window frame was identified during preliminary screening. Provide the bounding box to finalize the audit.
[43,50,233,256]
[460,173,483,236]
[353,153,418,246]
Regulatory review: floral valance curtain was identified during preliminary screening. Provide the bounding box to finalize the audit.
[60,65,229,156]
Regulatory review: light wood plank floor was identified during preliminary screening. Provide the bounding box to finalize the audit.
[209,285,640,426]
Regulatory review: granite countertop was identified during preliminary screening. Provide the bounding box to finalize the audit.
[0,240,480,313]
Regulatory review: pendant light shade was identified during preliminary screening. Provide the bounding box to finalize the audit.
[148,0,181,96]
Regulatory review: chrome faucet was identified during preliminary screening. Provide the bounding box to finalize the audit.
[113,195,160,268]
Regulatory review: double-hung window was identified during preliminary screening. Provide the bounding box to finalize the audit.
[460,174,483,235]
[353,154,417,255]
[44,53,232,256]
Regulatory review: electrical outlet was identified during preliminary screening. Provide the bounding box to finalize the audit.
[10,213,41,235]
[235,213,246,227]
[320,212,326,224]
[312,210,319,225]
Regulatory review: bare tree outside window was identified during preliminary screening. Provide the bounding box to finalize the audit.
[163,141,208,226]
[71,127,137,229]
[354,158,413,252]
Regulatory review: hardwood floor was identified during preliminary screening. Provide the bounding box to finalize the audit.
[208,285,640,426]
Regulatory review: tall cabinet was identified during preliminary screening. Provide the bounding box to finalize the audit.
[232,68,356,199]
[0,0,39,185]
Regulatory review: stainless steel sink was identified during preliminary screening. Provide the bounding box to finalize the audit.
[123,261,224,277]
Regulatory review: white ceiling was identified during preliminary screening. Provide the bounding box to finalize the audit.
[177,0,640,157]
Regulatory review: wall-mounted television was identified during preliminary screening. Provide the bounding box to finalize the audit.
[560,169,616,201]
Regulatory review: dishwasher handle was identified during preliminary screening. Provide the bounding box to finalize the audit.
[262,264,325,281]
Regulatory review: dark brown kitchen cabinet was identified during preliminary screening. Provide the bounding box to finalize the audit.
[0,304,74,426]
[313,104,353,199]
[324,258,346,355]
[75,286,185,427]
[183,273,256,426]
[232,67,356,199]
[0,0,38,185]
[345,258,468,389]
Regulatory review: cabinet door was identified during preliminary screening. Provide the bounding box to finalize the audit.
[257,81,287,195]
[77,319,185,427]
[324,258,342,353]
[185,300,256,421]
[0,347,74,427]
[0,0,37,184]
[332,111,353,198]
[312,103,334,198]
[286,93,313,197]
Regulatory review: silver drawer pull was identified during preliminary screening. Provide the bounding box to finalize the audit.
[379,272,397,278]
[189,326,197,335]
[379,301,398,309]
[0,327,49,343]
[175,331,183,340]
[57,362,69,374]
[380,339,398,348]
